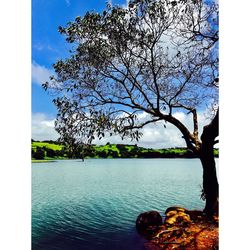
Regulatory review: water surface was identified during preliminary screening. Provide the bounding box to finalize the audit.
[32,158,208,250]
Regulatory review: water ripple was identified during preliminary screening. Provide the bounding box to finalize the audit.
[32,159,205,250]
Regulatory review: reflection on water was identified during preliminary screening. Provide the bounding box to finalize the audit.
[32,158,210,250]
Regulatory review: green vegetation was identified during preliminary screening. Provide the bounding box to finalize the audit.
[32,141,67,161]
[213,148,219,158]
[32,159,56,163]
[32,141,63,151]
[32,140,219,161]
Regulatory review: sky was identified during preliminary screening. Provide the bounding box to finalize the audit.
[32,0,212,148]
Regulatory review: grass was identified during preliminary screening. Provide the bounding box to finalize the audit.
[93,144,121,156]
[32,159,55,163]
[32,142,63,151]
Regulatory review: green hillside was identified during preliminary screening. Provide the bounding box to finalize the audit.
[32,141,63,151]
[31,140,219,161]
[31,140,66,160]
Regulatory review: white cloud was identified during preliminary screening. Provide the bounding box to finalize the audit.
[94,110,212,149]
[31,110,212,148]
[33,43,55,51]
[33,43,44,51]
[32,113,59,141]
[32,61,53,85]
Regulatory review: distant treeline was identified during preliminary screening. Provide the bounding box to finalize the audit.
[31,140,219,160]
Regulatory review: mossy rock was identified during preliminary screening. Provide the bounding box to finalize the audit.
[165,206,187,214]
[164,207,191,225]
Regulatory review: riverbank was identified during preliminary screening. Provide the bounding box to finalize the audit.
[32,159,57,163]
[31,140,219,160]
[137,207,218,250]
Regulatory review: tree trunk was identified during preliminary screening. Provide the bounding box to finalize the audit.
[199,110,219,215]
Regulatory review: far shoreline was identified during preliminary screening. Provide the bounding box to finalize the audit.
[32,157,219,163]
[32,140,219,161]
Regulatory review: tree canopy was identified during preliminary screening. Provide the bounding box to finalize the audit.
[44,0,218,151]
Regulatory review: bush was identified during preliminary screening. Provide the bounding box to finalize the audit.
[46,148,56,158]
[33,147,45,160]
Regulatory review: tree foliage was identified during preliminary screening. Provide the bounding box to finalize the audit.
[32,147,45,160]
[44,0,218,151]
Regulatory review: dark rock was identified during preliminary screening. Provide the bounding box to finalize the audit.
[136,211,162,237]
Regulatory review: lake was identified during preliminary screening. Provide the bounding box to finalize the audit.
[32,158,214,250]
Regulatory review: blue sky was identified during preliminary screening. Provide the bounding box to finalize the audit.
[32,0,131,139]
[32,0,210,147]
[32,0,127,116]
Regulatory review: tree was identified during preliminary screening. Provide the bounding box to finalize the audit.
[44,0,219,214]
[62,137,84,159]
[33,147,45,160]
[46,148,56,158]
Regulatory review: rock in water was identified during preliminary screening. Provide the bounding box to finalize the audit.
[136,211,162,237]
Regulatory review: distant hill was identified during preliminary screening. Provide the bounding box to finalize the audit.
[31,140,219,161]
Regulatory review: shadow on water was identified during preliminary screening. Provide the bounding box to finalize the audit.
[32,223,146,250]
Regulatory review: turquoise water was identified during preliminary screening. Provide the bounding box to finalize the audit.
[32,158,207,250]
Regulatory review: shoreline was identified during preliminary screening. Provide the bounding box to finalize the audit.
[137,207,218,250]
[32,155,219,162]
